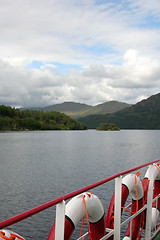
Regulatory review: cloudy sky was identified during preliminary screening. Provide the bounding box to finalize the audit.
[0,0,160,107]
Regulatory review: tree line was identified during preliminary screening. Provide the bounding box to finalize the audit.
[96,122,120,131]
[0,105,87,131]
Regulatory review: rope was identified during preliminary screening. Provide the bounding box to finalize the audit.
[79,193,93,239]
[121,207,134,214]
[82,194,92,240]
[79,217,84,238]
[155,163,160,173]
[135,172,140,213]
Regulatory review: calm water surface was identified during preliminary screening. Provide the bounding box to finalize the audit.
[0,130,160,239]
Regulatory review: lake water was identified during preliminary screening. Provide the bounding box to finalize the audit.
[0,130,160,239]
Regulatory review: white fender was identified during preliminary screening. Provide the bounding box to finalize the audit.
[106,173,144,240]
[143,163,160,229]
[65,192,104,225]
[122,173,143,201]
[48,192,106,240]
[144,163,160,180]
[0,229,25,240]
[152,208,160,229]
[122,174,144,240]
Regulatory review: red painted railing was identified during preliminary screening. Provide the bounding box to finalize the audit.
[0,158,160,231]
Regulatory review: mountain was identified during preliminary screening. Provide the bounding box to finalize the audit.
[43,101,131,119]
[78,92,160,129]
[82,101,132,117]
[43,102,92,118]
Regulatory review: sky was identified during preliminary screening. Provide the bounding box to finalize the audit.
[0,0,160,107]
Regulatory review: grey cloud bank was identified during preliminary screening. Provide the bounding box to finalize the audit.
[1,49,160,107]
[0,0,160,107]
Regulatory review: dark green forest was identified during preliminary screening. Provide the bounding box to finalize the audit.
[78,92,160,129]
[0,105,87,131]
[96,122,120,131]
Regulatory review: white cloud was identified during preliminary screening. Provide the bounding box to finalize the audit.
[1,0,160,63]
[0,49,160,107]
[0,0,160,107]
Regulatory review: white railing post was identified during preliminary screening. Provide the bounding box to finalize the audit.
[114,175,122,240]
[145,164,154,240]
[55,200,65,240]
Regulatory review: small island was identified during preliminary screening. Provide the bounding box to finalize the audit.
[96,122,120,131]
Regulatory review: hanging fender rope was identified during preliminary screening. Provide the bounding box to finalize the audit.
[79,217,84,238]
[155,163,160,174]
[82,193,93,240]
[79,193,93,239]
[135,172,140,213]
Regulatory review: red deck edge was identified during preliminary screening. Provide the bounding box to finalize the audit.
[0,158,160,229]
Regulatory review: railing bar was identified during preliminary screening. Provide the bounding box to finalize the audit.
[125,203,132,209]
[153,195,160,202]
[151,226,160,239]
[130,219,132,239]
[121,205,147,228]
[120,195,160,230]
[77,232,89,240]
[145,164,154,240]
[114,176,122,240]
[55,200,65,240]
[99,230,114,240]
[78,228,118,240]
[155,197,158,230]
[106,228,113,232]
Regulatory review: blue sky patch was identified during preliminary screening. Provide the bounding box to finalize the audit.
[26,60,83,74]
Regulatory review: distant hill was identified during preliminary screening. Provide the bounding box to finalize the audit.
[43,102,92,118]
[43,101,131,119]
[82,101,132,117]
[78,92,160,129]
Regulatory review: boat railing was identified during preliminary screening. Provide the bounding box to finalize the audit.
[0,159,160,240]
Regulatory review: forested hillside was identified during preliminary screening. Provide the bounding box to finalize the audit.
[0,105,87,131]
[78,92,160,129]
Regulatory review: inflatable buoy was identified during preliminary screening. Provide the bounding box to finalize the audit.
[143,163,160,229]
[48,192,106,240]
[106,174,144,240]
[0,229,25,240]
[152,179,160,228]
